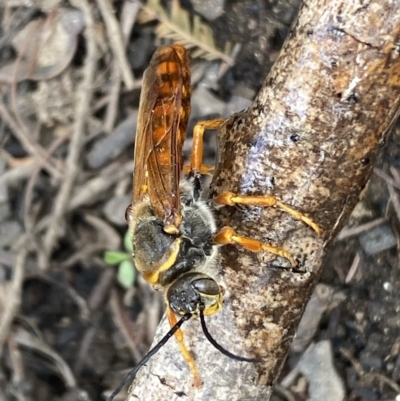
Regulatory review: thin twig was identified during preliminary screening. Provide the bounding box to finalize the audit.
[95,0,135,89]
[42,0,97,268]
[23,164,43,253]
[14,330,77,389]
[0,164,35,186]
[120,0,141,43]
[374,168,400,191]
[391,166,400,184]
[109,288,143,362]
[337,217,388,240]
[0,13,62,178]
[68,161,134,210]
[274,385,297,401]
[0,102,62,179]
[340,347,400,393]
[217,43,241,79]
[91,79,143,113]
[11,161,134,261]
[345,252,361,284]
[388,167,400,225]
[23,136,66,260]
[104,61,122,133]
[74,268,115,374]
[7,336,27,401]
[0,248,26,351]
[103,0,140,132]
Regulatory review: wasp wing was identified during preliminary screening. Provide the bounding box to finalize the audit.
[133,45,191,229]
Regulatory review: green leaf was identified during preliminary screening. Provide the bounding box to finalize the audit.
[118,259,136,289]
[104,251,130,265]
[124,230,133,253]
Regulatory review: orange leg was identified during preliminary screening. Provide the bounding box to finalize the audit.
[190,119,225,173]
[215,192,323,237]
[182,164,214,175]
[214,226,298,267]
[182,118,224,175]
[166,307,202,387]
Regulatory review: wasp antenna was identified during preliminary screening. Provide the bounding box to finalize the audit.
[199,307,260,363]
[107,313,192,401]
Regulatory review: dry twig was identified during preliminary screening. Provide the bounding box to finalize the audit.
[42,0,97,268]
[388,167,400,224]
[95,0,135,90]
[374,168,400,191]
[0,102,62,179]
[103,0,140,132]
[0,248,26,351]
[337,217,388,240]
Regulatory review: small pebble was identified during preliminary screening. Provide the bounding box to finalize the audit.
[359,224,397,255]
[0,221,22,248]
[298,341,345,401]
[87,113,137,169]
[359,351,382,370]
[353,387,380,401]
[359,333,383,370]
[190,0,225,21]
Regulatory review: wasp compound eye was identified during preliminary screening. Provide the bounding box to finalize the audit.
[191,277,220,296]
[125,204,133,223]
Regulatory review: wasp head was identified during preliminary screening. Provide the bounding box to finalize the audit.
[167,272,223,317]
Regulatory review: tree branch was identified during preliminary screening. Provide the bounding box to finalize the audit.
[129,1,400,400]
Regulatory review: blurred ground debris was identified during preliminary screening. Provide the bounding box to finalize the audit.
[297,341,346,401]
[0,1,399,401]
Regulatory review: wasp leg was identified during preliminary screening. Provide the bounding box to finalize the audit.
[182,164,214,175]
[166,307,202,387]
[214,192,323,237]
[189,118,226,173]
[214,226,297,267]
[182,118,225,175]
[183,117,225,175]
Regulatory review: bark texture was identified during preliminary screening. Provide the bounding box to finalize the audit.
[129,1,400,400]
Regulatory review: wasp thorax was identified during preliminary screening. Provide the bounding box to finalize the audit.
[167,272,223,317]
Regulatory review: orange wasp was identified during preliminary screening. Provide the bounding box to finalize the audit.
[108,44,322,401]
